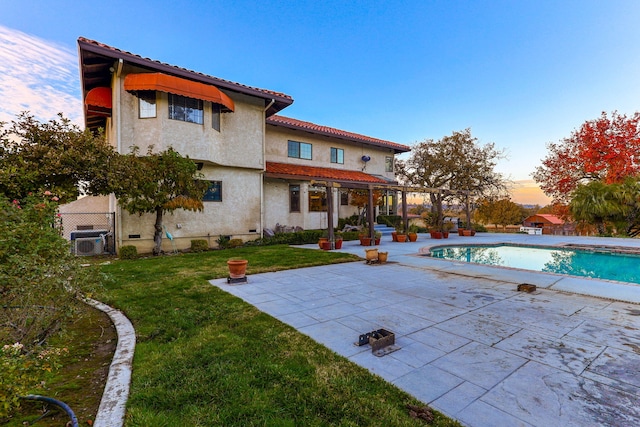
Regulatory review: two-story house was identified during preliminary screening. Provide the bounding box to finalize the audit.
[77,38,410,253]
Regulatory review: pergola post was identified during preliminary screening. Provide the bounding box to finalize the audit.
[402,187,408,232]
[367,184,375,241]
[326,183,334,247]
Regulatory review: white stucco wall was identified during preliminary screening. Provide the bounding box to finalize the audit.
[265,125,397,180]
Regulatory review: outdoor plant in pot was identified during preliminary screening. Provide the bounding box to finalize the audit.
[359,227,372,246]
[407,224,419,242]
[318,230,329,248]
[395,224,407,242]
[334,231,343,249]
[227,257,248,278]
[374,231,382,245]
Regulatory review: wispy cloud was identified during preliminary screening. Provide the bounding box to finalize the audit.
[0,25,82,125]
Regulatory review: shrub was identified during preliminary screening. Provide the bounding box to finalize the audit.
[245,230,324,246]
[338,215,359,230]
[216,235,230,249]
[119,245,138,259]
[228,238,244,248]
[190,239,209,252]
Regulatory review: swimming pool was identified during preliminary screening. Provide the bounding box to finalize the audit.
[429,244,640,285]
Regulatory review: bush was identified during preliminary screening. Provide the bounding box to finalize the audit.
[245,230,324,246]
[119,245,138,259]
[228,238,244,248]
[216,235,231,249]
[338,215,359,230]
[190,239,209,252]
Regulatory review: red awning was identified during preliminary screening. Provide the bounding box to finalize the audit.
[124,73,235,112]
[85,87,112,114]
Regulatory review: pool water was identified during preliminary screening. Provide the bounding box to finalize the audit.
[429,244,640,284]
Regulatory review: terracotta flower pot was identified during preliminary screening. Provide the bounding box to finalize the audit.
[396,234,407,242]
[227,259,248,278]
[408,232,418,242]
[375,238,381,245]
[391,231,398,242]
[318,237,328,248]
[334,239,343,249]
[430,231,443,239]
[458,229,465,236]
[321,241,331,250]
[360,237,372,246]
[462,230,472,236]
[443,232,449,238]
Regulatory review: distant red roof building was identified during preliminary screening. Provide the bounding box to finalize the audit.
[523,214,574,235]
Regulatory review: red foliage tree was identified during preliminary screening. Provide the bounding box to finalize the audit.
[533,111,640,204]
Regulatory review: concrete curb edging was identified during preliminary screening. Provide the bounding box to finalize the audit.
[84,298,136,427]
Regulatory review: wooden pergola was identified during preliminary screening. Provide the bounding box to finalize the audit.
[311,180,470,246]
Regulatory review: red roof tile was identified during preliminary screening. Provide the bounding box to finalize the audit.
[266,162,389,184]
[266,115,411,154]
[77,38,293,115]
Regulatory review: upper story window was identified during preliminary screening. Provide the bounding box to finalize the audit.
[138,91,156,118]
[168,94,203,124]
[212,103,221,131]
[203,181,222,202]
[385,156,394,173]
[288,140,312,160]
[331,147,344,164]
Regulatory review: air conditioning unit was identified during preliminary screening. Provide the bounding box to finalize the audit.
[75,237,104,256]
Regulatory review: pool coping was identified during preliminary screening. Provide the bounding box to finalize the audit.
[417,241,640,304]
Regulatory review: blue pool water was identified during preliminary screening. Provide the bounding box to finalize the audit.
[430,244,640,285]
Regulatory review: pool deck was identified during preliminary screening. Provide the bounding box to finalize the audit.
[210,233,640,426]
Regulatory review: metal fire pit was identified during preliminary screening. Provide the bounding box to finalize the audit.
[356,328,400,357]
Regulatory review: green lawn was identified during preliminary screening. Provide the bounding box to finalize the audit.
[26,245,462,426]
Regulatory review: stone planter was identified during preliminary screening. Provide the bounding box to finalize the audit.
[365,248,379,261]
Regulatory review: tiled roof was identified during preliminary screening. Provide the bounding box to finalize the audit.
[266,115,411,154]
[266,162,389,184]
[77,38,293,112]
[536,214,565,225]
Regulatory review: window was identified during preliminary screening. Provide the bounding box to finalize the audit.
[340,190,349,206]
[385,156,394,173]
[138,91,156,118]
[289,185,300,212]
[212,103,221,131]
[168,94,203,124]
[203,181,222,202]
[288,140,312,160]
[308,187,327,212]
[331,147,344,164]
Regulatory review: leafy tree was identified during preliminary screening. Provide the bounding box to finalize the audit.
[613,176,640,237]
[110,147,208,255]
[348,189,383,225]
[569,180,620,235]
[0,113,114,203]
[396,129,507,230]
[533,111,640,204]
[475,198,524,230]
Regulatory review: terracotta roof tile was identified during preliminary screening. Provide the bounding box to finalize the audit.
[266,115,411,153]
[266,162,389,184]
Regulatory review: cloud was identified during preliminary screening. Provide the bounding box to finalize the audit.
[0,25,82,125]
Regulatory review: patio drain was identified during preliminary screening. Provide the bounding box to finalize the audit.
[356,328,400,357]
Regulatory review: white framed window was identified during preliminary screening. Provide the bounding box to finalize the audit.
[212,103,221,131]
[331,147,344,164]
[385,156,394,172]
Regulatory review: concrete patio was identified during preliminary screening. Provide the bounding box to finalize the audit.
[211,233,640,426]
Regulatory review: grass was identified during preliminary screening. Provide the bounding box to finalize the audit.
[14,245,463,426]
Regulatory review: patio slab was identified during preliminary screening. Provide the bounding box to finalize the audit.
[210,233,640,426]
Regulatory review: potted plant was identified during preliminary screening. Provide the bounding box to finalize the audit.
[359,227,372,246]
[374,231,382,245]
[443,221,454,239]
[334,232,343,249]
[407,224,419,242]
[395,224,407,242]
[227,258,248,278]
[318,230,329,248]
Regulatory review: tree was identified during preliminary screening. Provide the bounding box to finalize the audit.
[110,147,208,255]
[613,176,640,237]
[396,129,508,229]
[569,180,620,236]
[533,111,640,204]
[475,198,524,230]
[0,113,114,203]
[348,189,383,225]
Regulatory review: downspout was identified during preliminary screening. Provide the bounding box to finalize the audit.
[261,99,275,238]
[115,59,124,251]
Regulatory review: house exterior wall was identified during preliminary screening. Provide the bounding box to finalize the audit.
[265,125,397,179]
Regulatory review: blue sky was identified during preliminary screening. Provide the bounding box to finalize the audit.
[2,1,640,204]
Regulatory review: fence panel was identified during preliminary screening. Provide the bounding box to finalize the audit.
[59,212,116,255]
